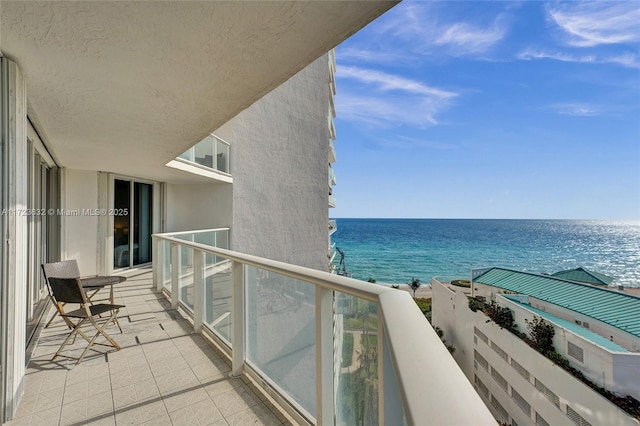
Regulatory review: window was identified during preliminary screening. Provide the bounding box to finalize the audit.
[568,341,584,363]
[474,375,489,398]
[474,327,488,344]
[567,405,593,426]
[491,366,508,392]
[474,350,488,371]
[535,378,560,407]
[536,412,550,426]
[512,388,531,416]
[511,357,530,381]
[491,395,509,422]
[491,341,508,362]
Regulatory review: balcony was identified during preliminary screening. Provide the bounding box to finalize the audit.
[10,230,495,425]
[167,134,232,183]
[328,219,337,236]
[328,194,337,208]
[328,166,337,187]
[329,140,337,164]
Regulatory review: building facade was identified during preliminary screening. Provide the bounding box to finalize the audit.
[0,2,396,420]
[432,269,640,426]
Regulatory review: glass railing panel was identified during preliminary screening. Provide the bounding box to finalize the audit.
[194,135,215,169]
[178,147,194,162]
[204,262,233,344]
[334,292,379,426]
[216,138,230,174]
[245,266,317,418]
[179,246,195,311]
[176,134,231,174]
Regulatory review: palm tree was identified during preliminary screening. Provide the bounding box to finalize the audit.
[409,277,421,297]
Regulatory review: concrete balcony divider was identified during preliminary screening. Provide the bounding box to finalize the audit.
[152,230,496,425]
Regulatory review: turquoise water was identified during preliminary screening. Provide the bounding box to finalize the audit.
[331,219,640,287]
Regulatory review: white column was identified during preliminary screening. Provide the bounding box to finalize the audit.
[193,250,205,333]
[231,260,244,376]
[315,287,334,425]
[170,243,180,309]
[0,57,28,422]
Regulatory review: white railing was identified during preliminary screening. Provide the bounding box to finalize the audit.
[178,134,231,174]
[328,166,336,187]
[152,230,495,425]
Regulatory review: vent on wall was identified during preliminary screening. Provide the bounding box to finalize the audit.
[568,341,584,363]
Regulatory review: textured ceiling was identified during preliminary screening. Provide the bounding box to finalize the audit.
[1,1,397,181]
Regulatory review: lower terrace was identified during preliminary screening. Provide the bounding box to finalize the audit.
[6,230,496,425]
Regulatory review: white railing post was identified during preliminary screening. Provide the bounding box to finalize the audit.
[231,260,245,376]
[154,237,164,292]
[171,243,180,309]
[382,330,403,425]
[378,311,385,425]
[316,287,334,425]
[193,250,205,333]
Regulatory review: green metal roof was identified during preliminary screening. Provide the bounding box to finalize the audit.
[474,268,640,339]
[551,267,614,286]
[504,296,629,352]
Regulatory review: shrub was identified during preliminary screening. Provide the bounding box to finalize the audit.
[526,316,555,354]
[468,298,486,312]
[485,302,516,330]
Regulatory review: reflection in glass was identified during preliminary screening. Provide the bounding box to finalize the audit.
[113,179,131,268]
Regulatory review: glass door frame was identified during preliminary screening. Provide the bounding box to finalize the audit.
[25,125,57,347]
[108,175,161,272]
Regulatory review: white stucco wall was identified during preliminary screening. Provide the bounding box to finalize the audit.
[165,183,232,232]
[229,55,330,271]
[62,169,100,275]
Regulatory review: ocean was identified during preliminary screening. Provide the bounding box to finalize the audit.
[331,219,640,287]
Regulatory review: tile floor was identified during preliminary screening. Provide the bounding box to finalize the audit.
[5,270,295,426]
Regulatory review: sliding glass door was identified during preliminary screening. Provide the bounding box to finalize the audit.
[113,179,153,269]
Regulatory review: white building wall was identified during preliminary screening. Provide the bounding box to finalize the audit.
[433,280,639,426]
[165,183,232,232]
[61,169,100,275]
[229,55,330,271]
[499,295,640,401]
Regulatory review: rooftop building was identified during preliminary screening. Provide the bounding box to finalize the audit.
[432,269,640,426]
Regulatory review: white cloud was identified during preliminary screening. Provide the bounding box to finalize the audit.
[376,2,509,58]
[551,103,601,117]
[434,21,507,55]
[547,2,640,47]
[337,66,456,99]
[335,66,458,127]
[337,47,405,64]
[518,49,640,69]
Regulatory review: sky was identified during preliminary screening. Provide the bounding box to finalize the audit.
[331,1,640,220]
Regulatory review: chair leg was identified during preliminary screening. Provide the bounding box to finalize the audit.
[52,319,86,361]
[77,312,121,365]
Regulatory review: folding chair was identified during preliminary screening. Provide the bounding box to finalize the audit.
[42,260,126,332]
[47,277,124,364]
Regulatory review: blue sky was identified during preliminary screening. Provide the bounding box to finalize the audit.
[331,1,640,220]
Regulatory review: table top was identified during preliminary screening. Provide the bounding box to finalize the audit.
[81,275,127,289]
